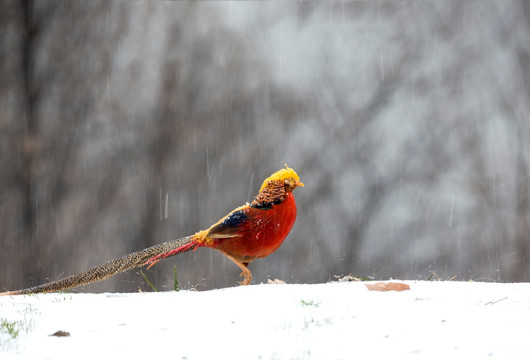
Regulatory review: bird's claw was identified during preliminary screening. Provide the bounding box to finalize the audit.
[225,255,252,285]
[238,271,252,286]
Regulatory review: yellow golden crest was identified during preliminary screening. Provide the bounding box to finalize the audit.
[259,164,304,192]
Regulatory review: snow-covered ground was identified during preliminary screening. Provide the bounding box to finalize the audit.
[1,281,529,359]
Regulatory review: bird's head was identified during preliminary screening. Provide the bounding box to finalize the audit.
[259,164,304,192]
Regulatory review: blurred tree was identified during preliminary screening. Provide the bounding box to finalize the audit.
[0,0,124,289]
[510,0,530,281]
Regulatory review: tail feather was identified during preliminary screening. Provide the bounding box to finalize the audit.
[145,241,199,269]
[0,235,199,296]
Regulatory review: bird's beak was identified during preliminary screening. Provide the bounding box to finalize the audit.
[295,180,304,188]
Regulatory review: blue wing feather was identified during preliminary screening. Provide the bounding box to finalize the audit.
[207,209,248,238]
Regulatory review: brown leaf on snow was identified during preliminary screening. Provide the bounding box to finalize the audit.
[365,282,410,292]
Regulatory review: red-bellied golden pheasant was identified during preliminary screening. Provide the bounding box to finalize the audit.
[1,164,304,295]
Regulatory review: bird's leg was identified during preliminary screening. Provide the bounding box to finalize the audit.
[225,255,252,285]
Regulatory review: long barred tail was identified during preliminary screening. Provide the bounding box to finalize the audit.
[0,236,199,296]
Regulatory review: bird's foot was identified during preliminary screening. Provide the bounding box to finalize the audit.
[238,271,252,286]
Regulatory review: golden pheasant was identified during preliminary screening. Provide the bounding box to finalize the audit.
[1,164,303,295]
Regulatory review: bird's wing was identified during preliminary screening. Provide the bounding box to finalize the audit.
[206,205,249,239]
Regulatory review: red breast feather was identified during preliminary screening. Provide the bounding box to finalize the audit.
[204,192,297,263]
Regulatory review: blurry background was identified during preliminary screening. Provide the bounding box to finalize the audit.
[1,1,529,292]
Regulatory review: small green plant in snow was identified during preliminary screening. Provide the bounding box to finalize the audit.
[300,299,321,307]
